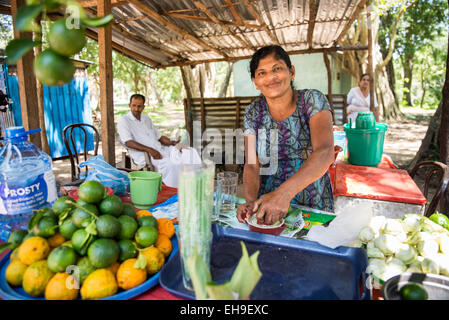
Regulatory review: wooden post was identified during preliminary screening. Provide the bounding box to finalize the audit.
[98,0,115,166]
[180,66,193,146]
[10,0,41,148]
[323,51,334,119]
[366,0,378,121]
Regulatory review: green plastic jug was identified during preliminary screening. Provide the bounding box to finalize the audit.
[128,171,162,209]
[344,123,388,167]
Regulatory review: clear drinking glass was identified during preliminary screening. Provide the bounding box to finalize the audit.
[216,171,238,212]
[177,159,215,290]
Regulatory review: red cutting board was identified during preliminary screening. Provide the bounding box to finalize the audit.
[334,163,427,205]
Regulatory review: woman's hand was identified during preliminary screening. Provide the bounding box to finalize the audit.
[236,201,255,223]
[253,190,291,225]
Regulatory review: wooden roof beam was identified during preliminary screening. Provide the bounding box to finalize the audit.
[77,0,128,8]
[334,0,368,45]
[307,0,318,49]
[224,0,243,25]
[127,0,227,58]
[162,12,263,29]
[242,0,279,45]
[164,0,258,15]
[193,0,254,50]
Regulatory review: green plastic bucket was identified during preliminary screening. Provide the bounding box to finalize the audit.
[128,171,162,209]
[344,123,388,167]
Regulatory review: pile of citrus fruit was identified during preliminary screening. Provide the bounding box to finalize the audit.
[4,180,175,300]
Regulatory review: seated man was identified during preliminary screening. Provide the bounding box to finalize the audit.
[117,94,201,188]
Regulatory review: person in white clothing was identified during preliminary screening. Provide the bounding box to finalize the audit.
[346,73,378,125]
[117,94,201,188]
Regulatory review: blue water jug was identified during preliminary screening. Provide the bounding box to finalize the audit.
[0,126,58,241]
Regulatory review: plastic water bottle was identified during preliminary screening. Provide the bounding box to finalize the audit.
[0,126,58,241]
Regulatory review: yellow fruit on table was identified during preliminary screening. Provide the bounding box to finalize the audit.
[18,237,50,265]
[106,262,120,276]
[45,273,79,300]
[141,246,165,275]
[10,248,19,262]
[5,260,28,286]
[136,209,152,219]
[80,269,118,299]
[116,259,147,290]
[22,260,54,297]
[155,234,172,258]
[48,232,66,248]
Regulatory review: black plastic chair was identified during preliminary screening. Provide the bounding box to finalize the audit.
[409,161,449,217]
[62,123,100,183]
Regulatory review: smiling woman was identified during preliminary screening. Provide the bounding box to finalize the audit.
[237,45,335,226]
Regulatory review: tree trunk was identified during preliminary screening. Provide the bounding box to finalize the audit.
[218,62,234,98]
[403,56,414,106]
[440,17,449,212]
[407,101,442,172]
[148,70,163,108]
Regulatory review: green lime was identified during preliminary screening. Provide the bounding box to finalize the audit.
[87,238,120,268]
[118,239,138,262]
[78,181,105,204]
[138,216,158,229]
[135,226,158,248]
[47,245,78,273]
[99,195,123,217]
[40,207,58,220]
[95,214,121,238]
[117,215,138,240]
[34,49,75,86]
[121,203,137,219]
[7,229,28,250]
[429,213,449,230]
[33,216,58,238]
[48,18,86,57]
[399,282,429,300]
[59,219,79,240]
[77,198,89,206]
[53,196,75,215]
[71,229,95,256]
[71,204,99,228]
[76,256,97,284]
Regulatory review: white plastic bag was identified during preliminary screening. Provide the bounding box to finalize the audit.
[78,155,130,196]
[306,203,374,249]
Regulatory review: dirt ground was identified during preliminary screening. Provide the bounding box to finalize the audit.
[52,106,436,193]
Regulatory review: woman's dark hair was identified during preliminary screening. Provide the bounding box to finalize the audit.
[129,93,145,104]
[360,73,370,81]
[249,45,293,78]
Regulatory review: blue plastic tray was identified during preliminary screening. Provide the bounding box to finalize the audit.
[159,224,370,300]
[0,235,178,300]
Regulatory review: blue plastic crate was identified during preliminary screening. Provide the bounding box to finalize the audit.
[160,224,370,300]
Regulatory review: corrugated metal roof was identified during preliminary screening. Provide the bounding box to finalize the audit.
[3,0,366,68]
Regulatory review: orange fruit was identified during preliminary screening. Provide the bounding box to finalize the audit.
[140,246,165,275]
[157,218,175,239]
[45,273,79,300]
[155,234,172,258]
[18,236,50,265]
[48,232,66,248]
[116,259,147,290]
[80,269,118,299]
[106,262,120,276]
[5,260,28,286]
[22,260,54,297]
[136,210,152,219]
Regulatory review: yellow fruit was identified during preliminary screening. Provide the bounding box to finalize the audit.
[136,209,152,219]
[80,269,118,299]
[48,232,66,248]
[106,262,120,276]
[5,260,28,286]
[18,237,50,265]
[116,259,147,290]
[10,248,19,262]
[45,273,79,300]
[22,260,54,297]
[141,246,165,275]
[155,234,172,258]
